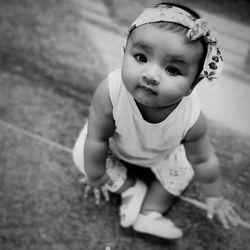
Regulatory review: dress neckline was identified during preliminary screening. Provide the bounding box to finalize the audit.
[124,84,186,127]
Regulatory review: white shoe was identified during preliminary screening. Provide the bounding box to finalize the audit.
[133,212,183,239]
[119,179,147,228]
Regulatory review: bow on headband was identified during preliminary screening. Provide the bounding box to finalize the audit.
[128,5,223,81]
[187,18,217,44]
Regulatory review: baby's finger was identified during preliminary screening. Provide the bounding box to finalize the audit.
[217,210,229,229]
[207,210,214,220]
[227,207,240,225]
[101,186,110,202]
[226,200,236,208]
[84,185,91,198]
[206,204,215,220]
[237,218,250,229]
[94,188,101,205]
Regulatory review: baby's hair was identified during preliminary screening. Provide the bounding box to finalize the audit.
[155,2,201,19]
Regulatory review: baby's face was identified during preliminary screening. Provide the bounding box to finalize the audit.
[121,24,204,108]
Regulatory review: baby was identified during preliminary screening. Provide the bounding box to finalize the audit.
[73,2,239,239]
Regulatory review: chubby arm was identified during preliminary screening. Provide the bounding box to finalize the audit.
[84,78,115,186]
[183,111,221,196]
[183,112,240,229]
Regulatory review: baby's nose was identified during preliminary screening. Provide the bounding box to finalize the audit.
[142,66,160,85]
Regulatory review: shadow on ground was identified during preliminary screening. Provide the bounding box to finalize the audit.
[0,1,249,249]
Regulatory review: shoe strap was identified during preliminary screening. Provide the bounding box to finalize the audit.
[121,185,134,198]
[144,212,176,227]
[144,211,162,219]
[121,179,142,198]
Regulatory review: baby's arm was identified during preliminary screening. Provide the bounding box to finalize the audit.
[84,78,115,188]
[183,112,239,229]
[183,112,221,196]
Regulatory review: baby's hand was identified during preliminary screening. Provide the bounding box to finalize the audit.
[206,196,240,229]
[80,174,110,205]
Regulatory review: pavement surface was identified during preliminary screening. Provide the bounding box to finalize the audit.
[80,0,250,136]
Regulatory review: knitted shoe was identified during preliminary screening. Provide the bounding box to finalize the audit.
[119,179,147,228]
[133,211,183,239]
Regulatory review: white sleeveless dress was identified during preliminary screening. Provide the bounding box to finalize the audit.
[73,69,201,195]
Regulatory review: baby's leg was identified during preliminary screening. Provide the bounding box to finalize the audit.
[133,179,183,239]
[133,145,193,239]
[140,179,176,215]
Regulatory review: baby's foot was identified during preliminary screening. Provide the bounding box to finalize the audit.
[119,179,147,228]
[133,211,183,239]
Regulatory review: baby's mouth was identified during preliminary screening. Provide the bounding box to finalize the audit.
[138,85,158,95]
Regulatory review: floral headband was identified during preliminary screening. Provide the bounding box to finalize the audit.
[128,5,223,81]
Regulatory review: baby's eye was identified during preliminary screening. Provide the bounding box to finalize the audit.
[135,54,147,63]
[165,66,180,76]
